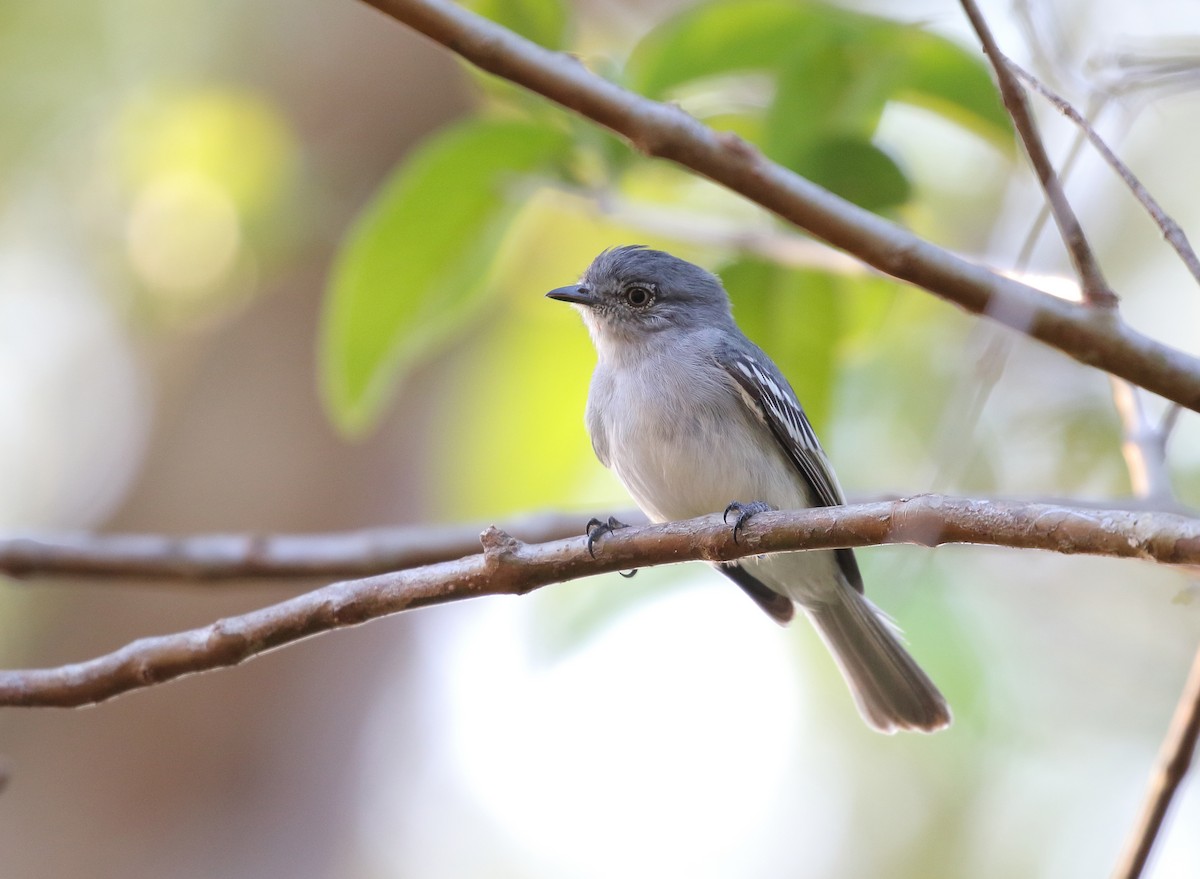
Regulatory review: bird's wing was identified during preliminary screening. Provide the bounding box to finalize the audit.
[715,341,864,593]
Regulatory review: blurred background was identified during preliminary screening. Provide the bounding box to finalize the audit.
[1,0,1199,876]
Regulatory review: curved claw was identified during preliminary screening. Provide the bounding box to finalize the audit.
[585,515,629,558]
[723,501,772,544]
[585,517,604,559]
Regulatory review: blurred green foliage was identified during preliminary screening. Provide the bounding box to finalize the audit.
[117,88,297,217]
[114,86,300,315]
[318,0,1012,436]
[320,119,570,434]
[0,2,306,323]
[462,0,570,49]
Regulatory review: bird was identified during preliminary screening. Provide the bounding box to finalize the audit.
[546,245,950,734]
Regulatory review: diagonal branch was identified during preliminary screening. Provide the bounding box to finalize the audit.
[955,9,1196,869]
[1111,643,1200,879]
[967,51,1186,521]
[957,0,1116,307]
[1010,61,1200,289]
[2,495,1199,708]
[356,0,1200,413]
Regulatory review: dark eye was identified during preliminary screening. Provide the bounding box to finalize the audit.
[625,285,653,308]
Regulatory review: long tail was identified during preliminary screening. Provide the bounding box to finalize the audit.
[806,590,951,734]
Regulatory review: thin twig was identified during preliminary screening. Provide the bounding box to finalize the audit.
[993,66,1186,505]
[1011,62,1200,289]
[985,63,1184,513]
[1013,94,1107,272]
[1111,643,1200,879]
[1091,52,1200,99]
[1110,377,1176,504]
[957,0,1116,307]
[2,495,1199,708]
[355,0,1200,412]
[927,117,1095,492]
[1160,404,1183,440]
[928,327,1012,492]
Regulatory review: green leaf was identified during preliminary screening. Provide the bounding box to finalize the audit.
[424,189,676,520]
[626,0,848,99]
[888,29,1013,150]
[461,0,568,49]
[758,17,1011,202]
[793,137,912,211]
[761,16,1011,157]
[319,118,570,435]
[628,0,1011,155]
[762,25,892,154]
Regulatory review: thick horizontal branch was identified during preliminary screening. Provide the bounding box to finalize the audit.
[358,0,1200,413]
[2,497,1188,585]
[2,495,1198,708]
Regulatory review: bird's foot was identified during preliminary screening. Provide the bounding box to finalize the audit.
[584,516,637,577]
[585,515,629,558]
[723,501,773,544]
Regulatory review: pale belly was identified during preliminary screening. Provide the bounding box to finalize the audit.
[587,351,848,606]
[592,354,818,520]
[601,400,844,605]
[608,413,810,523]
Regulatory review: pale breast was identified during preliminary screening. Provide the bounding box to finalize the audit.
[587,349,814,523]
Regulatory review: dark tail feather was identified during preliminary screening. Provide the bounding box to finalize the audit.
[716,563,794,625]
[807,590,951,734]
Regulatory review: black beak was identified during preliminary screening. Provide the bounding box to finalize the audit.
[546,285,597,306]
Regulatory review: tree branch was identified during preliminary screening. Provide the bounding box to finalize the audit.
[957,0,1116,306]
[1009,61,1200,289]
[1111,643,1200,879]
[2,496,1190,585]
[354,0,1200,411]
[0,511,619,582]
[3,495,1198,708]
[579,187,865,275]
[1110,377,1176,504]
[963,43,1186,517]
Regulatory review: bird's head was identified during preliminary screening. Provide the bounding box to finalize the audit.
[547,246,734,358]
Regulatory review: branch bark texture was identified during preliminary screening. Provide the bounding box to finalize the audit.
[0,512,613,582]
[358,0,1200,412]
[3,496,1198,708]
